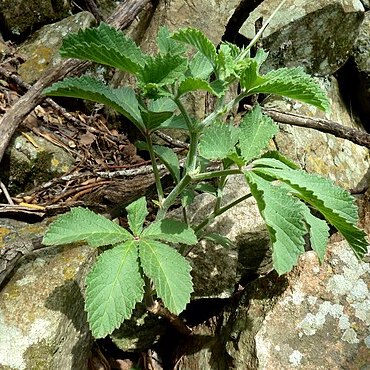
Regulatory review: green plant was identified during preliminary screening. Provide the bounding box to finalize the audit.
[42,22,368,338]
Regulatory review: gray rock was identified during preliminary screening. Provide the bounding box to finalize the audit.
[0,0,72,39]
[240,0,365,76]
[3,131,75,195]
[0,218,95,370]
[346,11,370,127]
[18,11,96,84]
[254,240,370,369]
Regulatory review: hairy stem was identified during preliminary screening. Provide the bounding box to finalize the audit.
[145,133,164,205]
[156,173,192,220]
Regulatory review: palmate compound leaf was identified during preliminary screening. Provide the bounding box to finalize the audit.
[239,105,279,163]
[247,67,330,112]
[43,207,132,247]
[139,239,193,314]
[60,22,146,74]
[171,28,218,66]
[198,121,239,160]
[142,219,197,245]
[252,157,369,259]
[244,171,307,275]
[85,240,143,338]
[43,76,144,130]
[125,197,148,237]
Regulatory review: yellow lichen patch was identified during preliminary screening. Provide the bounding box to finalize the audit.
[0,227,11,248]
[63,266,77,281]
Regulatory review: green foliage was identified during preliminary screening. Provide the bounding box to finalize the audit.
[60,22,146,74]
[43,197,195,338]
[43,20,367,339]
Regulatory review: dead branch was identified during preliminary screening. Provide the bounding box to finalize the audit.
[244,104,370,149]
[0,0,153,164]
[0,237,43,287]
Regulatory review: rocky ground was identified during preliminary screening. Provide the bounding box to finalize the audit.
[0,0,369,369]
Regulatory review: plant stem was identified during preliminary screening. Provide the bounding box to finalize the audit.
[192,168,242,181]
[156,173,192,220]
[174,97,200,173]
[194,192,253,235]
[186,131,200,173]
[145,133,164,205]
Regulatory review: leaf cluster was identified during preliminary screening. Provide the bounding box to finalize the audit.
[43,198,196,338]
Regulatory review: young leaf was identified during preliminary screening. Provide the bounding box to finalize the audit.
[247,67,330,112]
[142,219,197,245]
[158,114,189,130]
[85,241,143,338]
[189,52,213,79]
[140,109,174,131]
[300,204,330,262]
[139,54,187,86]
[126,197,148,236]
[171,28,217,65]
[157,26,186,55]
[252,157,369,259]
[149,97,177,112]
[136,142,181,182]
[244,171,307,275]
[43,207,132,247]
[43,76,144,130]
[199,121,239,160]
[153,145,181,183]
[239,105,278,163]
[139,239,193,314]
[60,22,146,74]
[178,78,225,97]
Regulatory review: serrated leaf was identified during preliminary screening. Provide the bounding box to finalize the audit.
[252,157,369,259]
[43,207,132,247]
[126,197,148,236]
[85,241,143,338]
[136,142,180,182]
[142,219,197,245]
[171,28,217,65]
[189,52,213,79]
[153,145,181,182]
[199,121,239,160]
[139,239,193,314]
[178,78,225,97]
[239,105,278,163]
[157,26,186,55]
[301,204,330,262]
[216,43,238,79]
[149,97,177,112]
[44,76,144,130]
[159,114,189,130]
[139,54,187,86]
[245,171,307,274]
[260,151,300,170]
[247,67,330,112]
[140,109,174,131]
[60,22,146,74]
